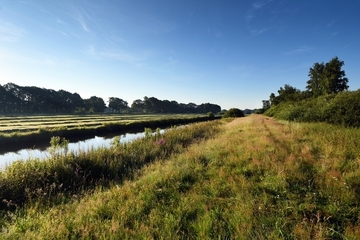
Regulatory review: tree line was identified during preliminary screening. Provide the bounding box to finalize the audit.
[0,83,221,114]
[266,56,360,127]
[269,56,349,105]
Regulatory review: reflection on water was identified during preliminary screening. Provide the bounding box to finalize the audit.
[0,130,161,169]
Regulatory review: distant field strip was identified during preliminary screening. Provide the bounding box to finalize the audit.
[0,114,204,133]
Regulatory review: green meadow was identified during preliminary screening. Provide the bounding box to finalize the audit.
[1,115,360,239]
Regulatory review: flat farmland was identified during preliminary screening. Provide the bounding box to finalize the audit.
[0,114,206,134]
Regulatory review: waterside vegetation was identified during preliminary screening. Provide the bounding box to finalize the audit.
[1,115,360,239]
[0,114,215,153]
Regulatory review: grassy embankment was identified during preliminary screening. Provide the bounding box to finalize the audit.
[1,115,360,239]
[0,114,212,153]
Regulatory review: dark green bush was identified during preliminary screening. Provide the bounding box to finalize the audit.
[265,90,360,127]
[207,112,215,119]
[222,108,244,118]
[325,90,360,127]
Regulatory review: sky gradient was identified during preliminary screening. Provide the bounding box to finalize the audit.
[1,0,359,110]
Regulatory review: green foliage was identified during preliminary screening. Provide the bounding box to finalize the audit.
[266,91,360,127]
[222,108,244,118]
[131,96,221,114]
[144,127,153,139]
[267,56,355,127]
[306,61,325,97]
[48,136,69,157]
[254,108,266,114]
[306,56,348,96]
[108,97,129,113]
[84,96,106,113]
[325,90,360,126]
[270,56,348,108]
[270,84,303,106]
[207,112,215,119]
[0,82,222,114]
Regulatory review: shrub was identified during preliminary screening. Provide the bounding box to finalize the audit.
[207,112,215,119]
[265,90,360,128]
[222,108,244,118]
[325,90,360,127]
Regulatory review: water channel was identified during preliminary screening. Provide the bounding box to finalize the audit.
[0,129,164,169]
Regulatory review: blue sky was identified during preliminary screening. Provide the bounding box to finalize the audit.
[0,0,359,110]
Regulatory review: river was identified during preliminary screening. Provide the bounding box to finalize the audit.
[0,129,164,169]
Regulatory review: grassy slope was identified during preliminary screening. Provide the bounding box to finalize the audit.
[2,115,360,239]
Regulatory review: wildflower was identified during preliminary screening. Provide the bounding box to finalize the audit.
[155,139,166,145]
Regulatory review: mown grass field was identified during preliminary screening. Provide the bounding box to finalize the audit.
[1,115,360,239]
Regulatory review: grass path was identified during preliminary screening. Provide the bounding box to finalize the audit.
[2,115,360,239]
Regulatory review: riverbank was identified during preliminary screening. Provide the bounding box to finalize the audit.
[0,114,217,154]
[2,115,360,239]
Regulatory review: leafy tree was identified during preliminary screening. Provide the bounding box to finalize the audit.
[84,96,106,113]
[306,62,325,97]
[222,108,244,118]
[197,103,221,114]
[108,97,128,113]
[306,56,348,96]
[269,93,278,105]
[131,99,145,113]
[322,56,348,94]
[0,84,22,113]
[270,84,302,105]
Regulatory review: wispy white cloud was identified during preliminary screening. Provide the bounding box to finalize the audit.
[253,0,272,9]
[285,46,313,55]
[71,3,92,32]
[250,28,269,35]
[246,0,274,34]
[247,0,273,19]
[100,49,153,66]
[76,12,90,32]
[0,21,25,42]
[82,46,154,66]
[245,8,255,22]
[105,34,129,48]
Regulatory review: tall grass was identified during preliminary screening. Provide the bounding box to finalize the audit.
[0,120,220,220]
[1,115,360,239]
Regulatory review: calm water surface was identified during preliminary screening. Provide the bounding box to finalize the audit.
[0,130,163,169]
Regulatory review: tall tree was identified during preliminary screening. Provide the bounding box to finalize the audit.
[131,99,144,112]
[84,96,106,113]
[108,97,128,113]
[322,56,348,94]
[306,57,348,96]
[306,62,325,97]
